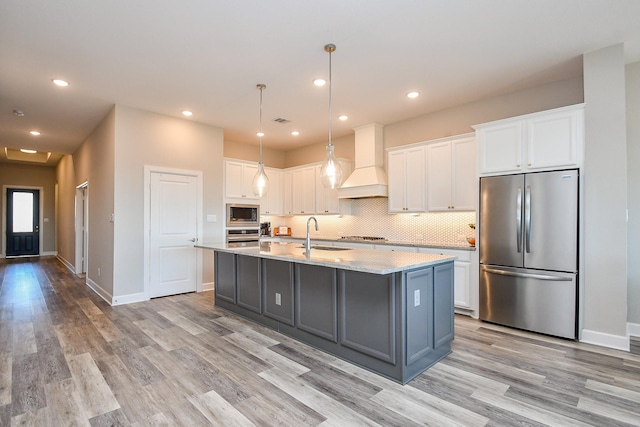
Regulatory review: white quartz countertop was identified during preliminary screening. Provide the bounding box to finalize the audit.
[197,242,455,275]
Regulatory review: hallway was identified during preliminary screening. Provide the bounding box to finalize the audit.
[1,257,639,426]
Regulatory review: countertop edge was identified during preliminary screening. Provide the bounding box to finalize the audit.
[197,243,455,275]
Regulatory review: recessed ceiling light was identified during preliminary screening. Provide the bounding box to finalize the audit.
[313,78,326,87]
[256,131,264,137]
[52,79,70,87]
[291,131,300,136]
[182,110,193,117]
[29,130,41,136]
[338,115,348,121]
[20,149,37,154]
[407,91,420,99]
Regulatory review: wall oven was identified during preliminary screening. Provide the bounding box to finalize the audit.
[226,228,260,247]
[226,203,260,228]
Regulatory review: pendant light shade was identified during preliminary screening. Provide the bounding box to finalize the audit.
[252,84,270,197]
[320,43,343,189]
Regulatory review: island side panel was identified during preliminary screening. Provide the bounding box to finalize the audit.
[294,264,338,343]
[214,251,236,303]
[339,270,397,365]
[262,259,295,326]
[405,267,434,365]
[434,262,455,348]
[236,255,261,313]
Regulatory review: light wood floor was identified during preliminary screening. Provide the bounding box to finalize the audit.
[2,257,639,426]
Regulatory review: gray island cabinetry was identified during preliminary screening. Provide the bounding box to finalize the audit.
[209,242,454,384]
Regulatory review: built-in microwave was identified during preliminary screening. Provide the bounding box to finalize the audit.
[226,203,260,227]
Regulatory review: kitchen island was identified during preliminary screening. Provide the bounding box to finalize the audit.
[200,241,455,384]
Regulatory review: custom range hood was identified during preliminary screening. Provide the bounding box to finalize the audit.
[338,123,388,199]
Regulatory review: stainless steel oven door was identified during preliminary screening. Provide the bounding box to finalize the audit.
[226,228,260,247]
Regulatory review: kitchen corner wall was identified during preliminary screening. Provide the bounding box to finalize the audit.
[267,198,476,246]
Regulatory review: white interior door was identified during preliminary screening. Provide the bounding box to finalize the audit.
[150,172,198,298]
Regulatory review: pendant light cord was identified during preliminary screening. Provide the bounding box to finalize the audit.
[328,46,333,148]
[257,83,266,162]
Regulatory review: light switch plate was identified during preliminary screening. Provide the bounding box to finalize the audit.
[414,289,420,307]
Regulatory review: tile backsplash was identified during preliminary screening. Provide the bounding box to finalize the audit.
[264,198,476,246]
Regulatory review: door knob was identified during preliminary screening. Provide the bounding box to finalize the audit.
[190,237,197,242]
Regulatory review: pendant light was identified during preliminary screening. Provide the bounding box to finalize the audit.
[252,83,270,197]
[320,43,343,189]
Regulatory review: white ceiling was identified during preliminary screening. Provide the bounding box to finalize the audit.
[2,0,640,165]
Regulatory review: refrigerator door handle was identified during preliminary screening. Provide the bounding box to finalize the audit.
[525,186,531,253]
[516,188,522,253]
[482,267,573,281]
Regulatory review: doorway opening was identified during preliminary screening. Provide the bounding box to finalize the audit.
[5,187,41,257]
[75,182,89,277]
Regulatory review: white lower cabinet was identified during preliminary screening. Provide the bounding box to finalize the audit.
[417,247,473,312]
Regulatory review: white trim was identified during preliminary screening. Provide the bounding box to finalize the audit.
[580,328,629,352]
[75,182,89,276]
[86,277,113,305]
[385,131,476,153]
[57,255,76,274]
[201,281,215,292]
[143,165,204,300]
[628,322,640,337]
[112,292,147,306]
[41,251,57,257]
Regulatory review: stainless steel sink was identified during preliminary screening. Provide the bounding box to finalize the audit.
[297,246,352,251]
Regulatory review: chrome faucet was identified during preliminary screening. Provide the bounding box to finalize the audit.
[306,216,318,254]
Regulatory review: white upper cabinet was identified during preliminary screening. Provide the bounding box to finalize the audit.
[527,108,582,170]
[427,136,476,211]
[387,146,426,213]
[224,159,259,200]
[291,166,316,215]
[315,160,352,214]
[259,167,283,215]
[474,104,584,176]
[282,170,293,215]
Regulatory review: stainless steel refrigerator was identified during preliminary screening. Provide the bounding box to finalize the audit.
[479,169,578,339]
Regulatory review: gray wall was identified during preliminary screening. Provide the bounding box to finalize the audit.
[112,105,225,299]
[70,109,116,294]
[583,44,628,340]
[55,154,76,267]
[627,61,640,325]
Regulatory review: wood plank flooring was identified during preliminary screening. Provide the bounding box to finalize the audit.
[1,257,639,426]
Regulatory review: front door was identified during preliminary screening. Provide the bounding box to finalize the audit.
[149,172,198,298]
[6,188,40,256]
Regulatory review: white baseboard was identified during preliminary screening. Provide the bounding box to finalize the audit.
[1,252,58,259]
[111,292,148,306]
[85,277,114,305]
[56,255,76,274]
[200,281,215,292]
[580,328,629,352]
[628,322,640,337]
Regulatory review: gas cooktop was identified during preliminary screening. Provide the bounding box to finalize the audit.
[339,236,387,242]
